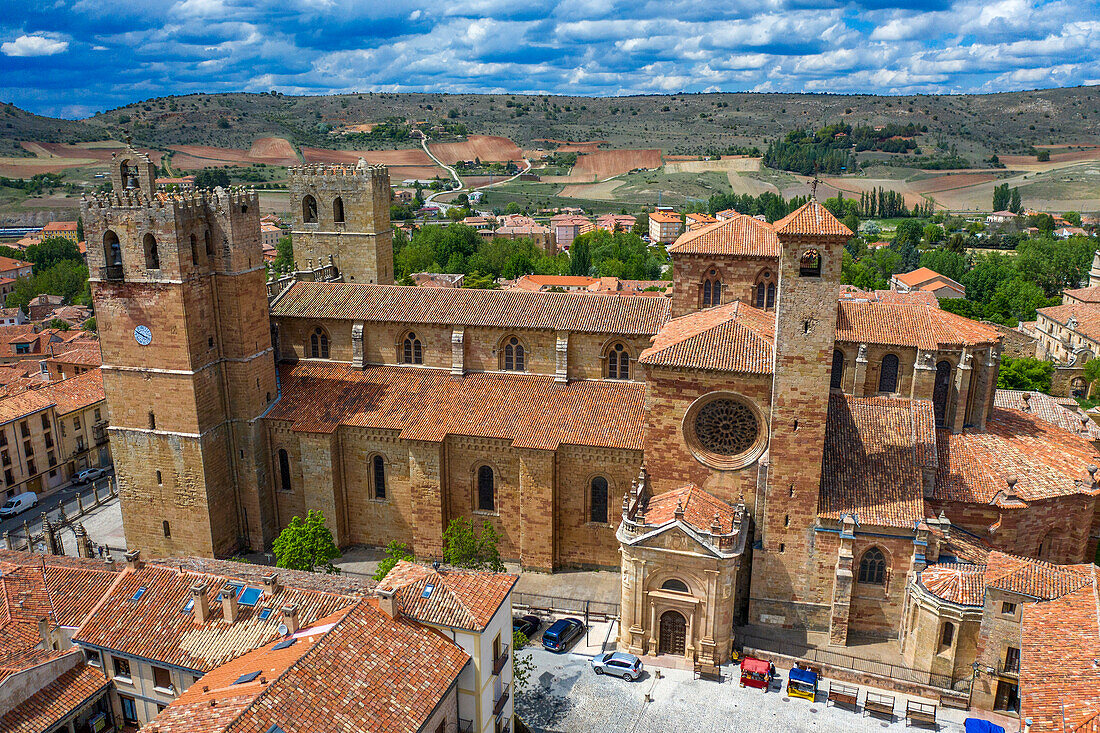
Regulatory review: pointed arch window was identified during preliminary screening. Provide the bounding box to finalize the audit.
[831,349,845,390]
[204,229,213,258]
[607,343,630,380]
[503,336,525,371]
[702,269,722,308]
[590,476,609,524]
[143,233,160,270]
[310,327,330,359]
[372,455,386,500]
[402,332,423,364]
[878,354,900,393]
[333,197,345,224]
[477,465,495,512]
[302,195,318,224]
[858,547,886,585]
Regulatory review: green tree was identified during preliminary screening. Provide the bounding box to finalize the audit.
[25,236,83,274]
[894,219,924,246]
[1065,211,1082,227]
[272,234,294,271]
[82,316,96,332]
[1083,359,1100,395]
[993,183,1010,212]
[1037,150,1051,162]
[922,224,945,245]
[918,249,968,283]
[373,541,414,581]
[1009,187,1022,214]
[631,212,649,236]
[569,236,592,276]
[997,356,1053,392]
[442,517,505,572]
[194,168,231,189]
[272,510,341,574]
[512,630,535,692]
[76,216,84,242]
[46,318,70,331]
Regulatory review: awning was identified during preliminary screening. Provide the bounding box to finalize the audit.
[788,667,817,685]
[741,657,770,675]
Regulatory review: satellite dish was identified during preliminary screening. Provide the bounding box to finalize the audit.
[277,623,289,637]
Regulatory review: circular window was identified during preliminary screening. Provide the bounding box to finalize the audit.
[683,392,767,470]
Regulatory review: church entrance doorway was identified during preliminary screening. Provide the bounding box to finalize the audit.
[658,610,687,656]
[933,360,952,427]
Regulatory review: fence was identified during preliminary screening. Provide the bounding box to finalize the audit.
[512,591,619,622]
[3,476,118,555]
[738,630,959,691]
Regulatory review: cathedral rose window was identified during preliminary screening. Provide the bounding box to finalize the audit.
[684,393,767,470]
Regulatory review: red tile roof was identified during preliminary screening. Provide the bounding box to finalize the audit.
[377,561,517,631]
[638,300,774,374]
[838,287,940,307]
[919,563,987,606]
[641,483,739,534]
[1037,303,1100,342]
[649,211,681,223]
[1064,285,1100,304]
[268,363,646,451]
[984,551,1094,599]
[0,387,53,426]
[935,407,1100,504]
[773,199,852,237]
[836,300,1002,350]
[0,256,32,272]
[1020,567,1100,733]
[995,389,1100,439]
[271,281,671,336]
[667,214,780,257]
[0,662,110,733]
[34,368,104,415]
[819,395,936,528]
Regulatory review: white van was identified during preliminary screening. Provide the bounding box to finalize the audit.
[0,491,38,517]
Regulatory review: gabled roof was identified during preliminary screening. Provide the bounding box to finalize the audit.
[639,300,774,374]
[640,484,739,534]
[667,214,779,257]
[377,561,517,632]
[1036,302,1100,342]
[984,551,1094,600]
[838,286,940,307]
[819,395,936,528]
[836,300,1002,350]
[268,363,646,451]
[34,368,104,415]
[0,662,110,733]
[1063,284,1100,304]
[773,199,852,237]
[994,389,1100,440]
[935,407,1100,505]
[271,282,671,336]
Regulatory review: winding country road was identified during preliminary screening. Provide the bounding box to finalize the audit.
[420,134,531,209]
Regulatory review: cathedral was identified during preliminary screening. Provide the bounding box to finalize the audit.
[83,147,1100,690]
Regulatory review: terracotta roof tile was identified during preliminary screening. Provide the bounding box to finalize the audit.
[0,662,111,733]
[984,551,1094,600]
[639,300,774,374]
[377,561,517,631]
[819,395,935,528]
[1037,302,1100,342]
[640,484,738,534]
[271,282,670,336]
[667,215,780,257]
[1064,285,1100,304]
[33,368,104,415]
[918,563,987,606]
[935,407,1100,504]
[836,300,1002,350]
[995,389,1100,439]
[838,287,940,307]
[773,199,852,237]
[267,363,646,451]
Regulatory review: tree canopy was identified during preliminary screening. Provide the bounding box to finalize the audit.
[442,518,505,572]
[272,510,341,574]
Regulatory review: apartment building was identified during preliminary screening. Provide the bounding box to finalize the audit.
[648,210,682,244]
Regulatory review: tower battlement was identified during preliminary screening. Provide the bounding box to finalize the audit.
[82,187,259,214]
[288,160,389,183]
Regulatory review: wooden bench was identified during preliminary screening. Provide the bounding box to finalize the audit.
[939,692,969,710]
[905,700,937,727]
[826,681,860,709]
[864,691,895,718]
[693,661,722,682]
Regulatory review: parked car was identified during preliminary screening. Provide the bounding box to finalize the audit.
[591,651,643,681]
[542,617,584,652]
[73,467,106,485]
[513,614,541,640]
[0,491,38,517]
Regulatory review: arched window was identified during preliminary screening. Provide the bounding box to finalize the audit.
[933,360,952,426]
[755,282,765,308]
[302,195,318,224]
[799,249,821,277]
[190,234,199,265]
[754,270,776,310]
[590,476,608,523]
[1037,531,1054,560]
[1072,377,1088,398]
[278,449,292,492]
[661,578,690,593]
[878,354,900,393]
[702,269,722,308]
[143,233,160,270]
[767,282,776,309]
[503,336,525,371]
[310,327,330,359]
[858,547,887,585]
[402,332,423,364]
[120,161,138,190]
[477,465,495,512]
[333,197,345,223]
[204,229,213,258]
[831,349,845,390]
[607,343,630,380]
[103,231,122,276]
[372,455,386,500]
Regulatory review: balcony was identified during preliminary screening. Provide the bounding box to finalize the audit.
[998,659,1020,678]
[492,644,510,676]
[457,720,474,733]
[493,683,510,717]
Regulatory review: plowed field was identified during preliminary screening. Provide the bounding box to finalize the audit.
[301,147,434,166]
[428,135,524,164]
[170,137,298,167]
[573,149,662,179]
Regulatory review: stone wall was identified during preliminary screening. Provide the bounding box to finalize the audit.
[669,252,778,317]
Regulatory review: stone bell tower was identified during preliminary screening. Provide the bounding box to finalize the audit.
[748,199,852,631]
[288,160,394,284]
[82,145,278,558]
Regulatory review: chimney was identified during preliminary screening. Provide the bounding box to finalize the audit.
[191,583,210,624]
[221,586,239,624]
[1021,392,1031,412]
[262,572,280,595]
[104,554,116,571]
[377,588,400,620]
[124,549,143,570]
[281,605,299,634]
[38,618,52,648]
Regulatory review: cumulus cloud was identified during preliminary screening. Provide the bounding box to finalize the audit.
[2,33,69,57]
[0,0,1097,115]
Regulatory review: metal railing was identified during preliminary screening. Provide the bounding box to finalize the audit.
[512,592,619,621]
[738,630,960,691]
[998,659,1020,678]
[2,475,118,554]
[493,683,510,716]
[493,644,510,676]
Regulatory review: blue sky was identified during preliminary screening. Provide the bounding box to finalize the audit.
[3,0,1099,119]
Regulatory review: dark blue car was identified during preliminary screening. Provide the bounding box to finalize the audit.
[542,617,584,652]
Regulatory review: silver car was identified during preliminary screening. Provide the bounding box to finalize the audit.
[591,651,643,681]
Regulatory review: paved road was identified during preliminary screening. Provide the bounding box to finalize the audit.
[419,134,532,210]
[0,470,115,537]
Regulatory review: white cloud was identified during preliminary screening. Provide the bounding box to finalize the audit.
[2,33,69,57]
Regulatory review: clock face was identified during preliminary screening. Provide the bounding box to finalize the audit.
[134,325,152,346]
